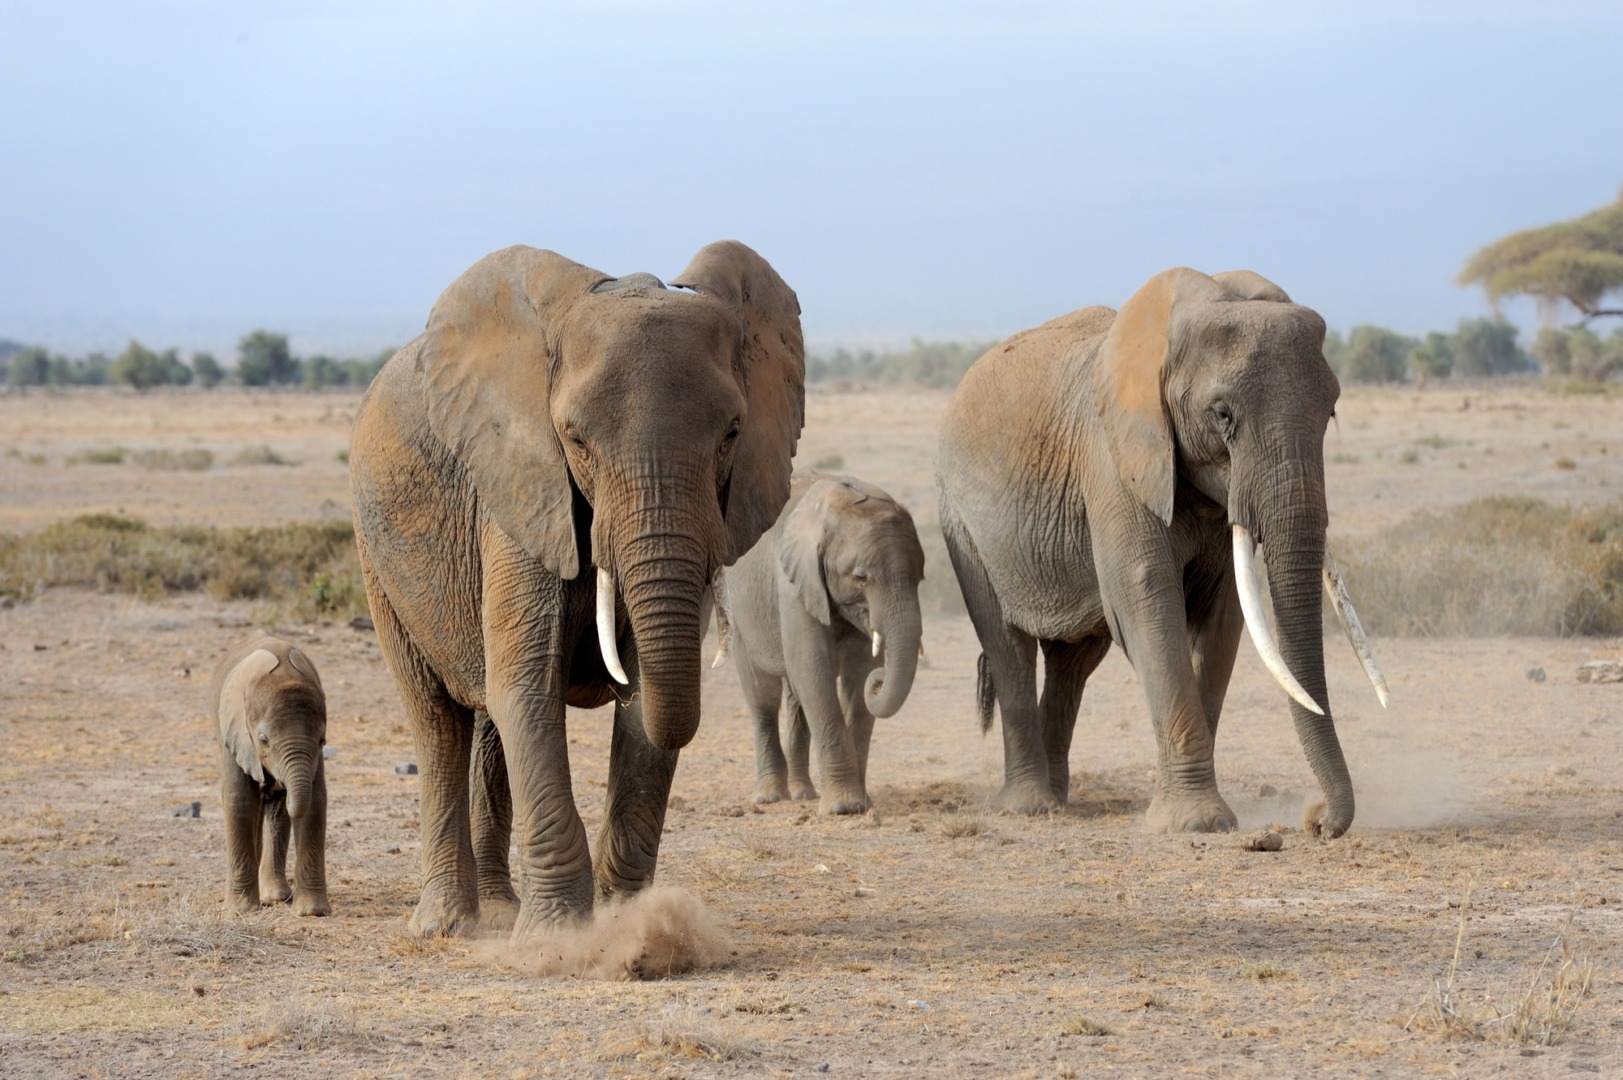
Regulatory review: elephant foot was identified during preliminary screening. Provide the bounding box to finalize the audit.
[478,890,521,932]
[819,786,871,816]
[753,778,789,804]
[230,890,260,915]
[408,885,477,938]
[788,779,818,802]
[292,890,331,917]
[993,780,1061,815]
[259,879,292,905]
[1146,789,1238,834]
[513,900,590,943]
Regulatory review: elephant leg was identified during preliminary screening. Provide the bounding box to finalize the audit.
[783,688,817,801]
[258,794,292,904]
[1095,529,1235,833]
[943,523,1051,813]
[735,651,789,804]
[469,709,520,931]
[221,751,262,913]
[1188,568,1244,745]
[289,762,330,916]
[594,647,680,900]
[364,566,479,937]
[836,662,877,790]
[786,637,868,815]
[1038,637,1113,805]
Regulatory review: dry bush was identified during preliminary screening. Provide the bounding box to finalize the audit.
[131,447,214,471]
[236,997,375,1052]
[0,513,365,617]
[1338,497,1623,636]
[1058,1014,1113,1037]
[229,444,296,467]
[608,1000,753,1063]
[67,446,127,465]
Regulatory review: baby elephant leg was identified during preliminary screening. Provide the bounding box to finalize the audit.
[259,796,293,904]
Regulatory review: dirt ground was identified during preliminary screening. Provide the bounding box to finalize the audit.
[2,384,1622,1078]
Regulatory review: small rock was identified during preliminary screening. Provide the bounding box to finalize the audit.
[814,1066,830,1074]
[384,845,401,855]
[322,745,337,760]
[349,615,375,632]
[1,596,14,609]
[717,805,746,818]
[1577,660,1623,684]
[394,762,418,776]
[812,863,831,874]
[171,801,202,819]
[1242,830,1283,853]
[1258,783,1278,798]
[905,998,930,1010]
[1525,666,1547,682]
[33,643,47,651]
[192,985,205,997]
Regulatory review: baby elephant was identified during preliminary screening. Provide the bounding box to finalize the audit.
[210,636,330,916]
[722,472,925,814]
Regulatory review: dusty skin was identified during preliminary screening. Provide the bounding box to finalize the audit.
[1,384,1622,1077]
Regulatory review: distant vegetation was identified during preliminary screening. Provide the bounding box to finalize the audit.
[2,330,395,392]
[807,338,995,388]
[1460,185,1623,325]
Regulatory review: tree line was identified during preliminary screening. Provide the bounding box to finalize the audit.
[1,331,394,391]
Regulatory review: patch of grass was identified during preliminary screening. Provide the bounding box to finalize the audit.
[1338,496,1623,636]
[1241,961,1294,981]
[613,1002,750,1063]
[940,813,991,840]
[68,446,127,465]
[230,444,296,467]
[1554,456,1578,470]
[1399,448,1421,464]
[1414,433,1457,449]
[1329,452,1361,465]
[0,513,366,618]
[335,448,349,464]
[131,447,214,471]
[237,998,374,1053]
[811,453,844,471]
[1058,1014,1113,1037]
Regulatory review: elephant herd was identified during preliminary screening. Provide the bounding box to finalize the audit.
[215,239,1389,942]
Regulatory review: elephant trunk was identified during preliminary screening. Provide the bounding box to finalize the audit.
[606,471,715,752]
[863,583,923,719]
[277,746,320,821]
[1255,459,1354,839]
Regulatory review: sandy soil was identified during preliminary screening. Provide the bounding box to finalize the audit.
[2,384,1622,1077]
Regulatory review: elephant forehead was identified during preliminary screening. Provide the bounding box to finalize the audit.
[567,291,740,360]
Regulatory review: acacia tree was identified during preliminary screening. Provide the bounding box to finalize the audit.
[1458,186,1623,325]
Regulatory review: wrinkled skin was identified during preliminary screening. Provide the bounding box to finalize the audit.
[349,241,804,937]
[211,635,330,916]
[724,472,926,814]
[937,268,1355,837]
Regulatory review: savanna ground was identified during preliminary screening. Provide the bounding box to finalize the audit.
[2,383,1622,1078]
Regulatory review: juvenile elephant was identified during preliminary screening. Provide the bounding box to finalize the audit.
[721,472,925,814]
[350,241,803,937]
[211,635,330,916]
[937,268,1387,836]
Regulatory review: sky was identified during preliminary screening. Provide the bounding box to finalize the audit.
[2,1,1620,357]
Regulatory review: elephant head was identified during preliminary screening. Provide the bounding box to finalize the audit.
[780,474,926,718]
[1090,268,1384,838]
[420,241,803,752]
[218,644,327,821]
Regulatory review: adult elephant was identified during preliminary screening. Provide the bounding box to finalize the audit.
[350,241,803,937]
[936,268,1386,837]
[720,472,926,814]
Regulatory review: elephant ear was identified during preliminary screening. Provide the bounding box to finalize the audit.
[420,246,608,581]
[777,487,831,625]
[671,240,806,564]
[219,648,280,783]
[1094,267,1215,527]
[286,647,323,694]
[1212,270,1292,303]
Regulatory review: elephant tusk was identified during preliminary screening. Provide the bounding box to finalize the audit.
[596,567,629,685]
[710,569,733,670]
[1232,524,1325,716]
[1322,543,1391,709]
[872,630,882,658]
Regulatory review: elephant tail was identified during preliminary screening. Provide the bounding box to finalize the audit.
[976,653,995,735]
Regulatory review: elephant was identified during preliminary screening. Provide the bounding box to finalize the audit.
[720,471,926,814]
[349,240,804,937]
[211,635,330,916]
[936,268,1387,836]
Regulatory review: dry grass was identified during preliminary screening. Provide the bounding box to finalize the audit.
[229,444,297,467]
[1339,496,1623,636]
[609,1000,753,1063]
[236,997,376,1052]
[1058,1014,1113,1037]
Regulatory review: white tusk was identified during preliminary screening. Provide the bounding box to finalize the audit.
[596,567,629,685]
[1233,524,1324,716]
[1322,544,1391,709]
[710,570,733,670]
[872,630,882,658]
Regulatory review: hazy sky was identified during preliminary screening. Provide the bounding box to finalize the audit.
[3,1,1620,356]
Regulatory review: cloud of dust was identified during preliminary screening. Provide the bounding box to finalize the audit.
[1228,742,1474,834]
[478,887,732,981]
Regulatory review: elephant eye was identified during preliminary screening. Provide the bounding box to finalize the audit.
[1210,402,1236,440]
[853,569,868,582]
[720,422,741,451]
[258,732,270,745]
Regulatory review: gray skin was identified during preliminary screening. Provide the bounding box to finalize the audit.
[937,268,1354,837]
[349,241,804,938]
[724,472,926,814]
[210,635,330,916]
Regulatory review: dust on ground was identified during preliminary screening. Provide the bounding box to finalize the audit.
[2,384,1622,1077]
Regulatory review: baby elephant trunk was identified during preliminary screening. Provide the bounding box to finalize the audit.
[278,750,320,821]
[863,587,922,719]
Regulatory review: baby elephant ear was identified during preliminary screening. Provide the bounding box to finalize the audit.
[218,648,281,783]
[421,246,608,581]
[286,647,323,693]
[777,486,831,625]
[1211,270,1292,303]
[671,240,806,564]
